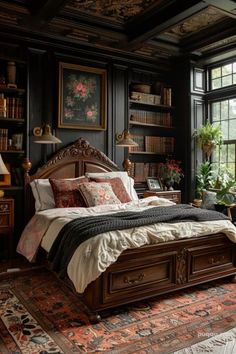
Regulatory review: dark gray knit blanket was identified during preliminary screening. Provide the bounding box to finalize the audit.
[48,204,229,277]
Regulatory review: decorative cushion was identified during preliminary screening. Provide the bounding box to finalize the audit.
[85,171,138,201]
[90,177,132,203]
[78,182,121,207]
[201,190,217,210]
[49,178,89,208]
[30,176,88,211]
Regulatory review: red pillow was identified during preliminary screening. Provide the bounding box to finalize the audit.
[90,177,131,203]
[49,178,89,208]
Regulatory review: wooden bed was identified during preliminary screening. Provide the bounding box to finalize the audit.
[22,138,236,322]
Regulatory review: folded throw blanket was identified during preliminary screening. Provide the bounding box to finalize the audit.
[48,204,229,277]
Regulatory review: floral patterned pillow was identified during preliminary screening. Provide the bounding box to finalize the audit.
[49,178,89,208]
[78,182,121,207]
[90,177,132,203]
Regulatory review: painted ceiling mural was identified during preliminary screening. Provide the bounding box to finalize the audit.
[0,0,235,61]
[165,7,227,39]
[66,0,160,21]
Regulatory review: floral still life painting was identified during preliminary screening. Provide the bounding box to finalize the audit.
[58,62,107,130]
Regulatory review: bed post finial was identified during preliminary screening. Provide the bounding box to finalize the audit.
[22,158,32,184]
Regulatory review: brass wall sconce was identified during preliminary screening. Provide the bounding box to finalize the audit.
[33,124,62,144]
[116,129,138,175]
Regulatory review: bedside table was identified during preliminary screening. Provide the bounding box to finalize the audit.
[0,198,14,259]
[143,190,181,204]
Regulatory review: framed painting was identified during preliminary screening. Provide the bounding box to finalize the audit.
[147,177,162,191]
[58,62,107,130]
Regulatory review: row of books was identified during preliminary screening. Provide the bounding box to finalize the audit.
[130,162,162,182]
[162,87,172,106]
[5,97,24,119]
[0,128,8,150]
[0,94,24,119]
[129,135,175,154]
[0,129,23,151]
[129,109,172,126]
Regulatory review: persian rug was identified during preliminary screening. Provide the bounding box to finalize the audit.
[0,268,235,354]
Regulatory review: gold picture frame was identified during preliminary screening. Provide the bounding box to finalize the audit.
[58,62,107,130]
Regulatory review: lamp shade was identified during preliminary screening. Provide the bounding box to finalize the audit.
[33,124,62,144]
[0,154,9,174]
[116,129,138,147]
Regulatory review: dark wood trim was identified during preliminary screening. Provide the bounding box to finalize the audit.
[126,1,207,49]
[0,27,170,70]
[29,0,67,21]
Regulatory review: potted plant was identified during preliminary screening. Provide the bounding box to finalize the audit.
[159,159,184,190]
[194,121,223,159]
[215,174,236,209]
[195,161,213,204]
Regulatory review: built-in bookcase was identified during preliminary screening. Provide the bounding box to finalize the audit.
[0,59,27,188]
[128,81,175,193]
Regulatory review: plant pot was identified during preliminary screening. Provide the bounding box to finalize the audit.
[202,142,215,159]
[165,179,174,191]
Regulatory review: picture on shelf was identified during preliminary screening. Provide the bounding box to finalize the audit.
[12,133,23,150]
[147,177,162,191]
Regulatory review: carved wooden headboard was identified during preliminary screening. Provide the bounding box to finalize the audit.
[22,138,119,222]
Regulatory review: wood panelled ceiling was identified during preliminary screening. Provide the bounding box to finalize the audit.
[0,0,235,62]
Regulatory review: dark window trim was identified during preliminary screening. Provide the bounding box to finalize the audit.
[206,58,236,92]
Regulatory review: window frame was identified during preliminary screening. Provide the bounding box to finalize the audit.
[206,58,236,178]
[208,59,236,92]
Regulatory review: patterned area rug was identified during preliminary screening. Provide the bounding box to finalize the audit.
[0,268,235,353]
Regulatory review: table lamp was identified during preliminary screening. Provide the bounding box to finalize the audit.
[0,154,10,198]
[116,129,138,175]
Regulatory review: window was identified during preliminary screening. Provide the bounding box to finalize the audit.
[211,61,236,90]
[208,59,236,179]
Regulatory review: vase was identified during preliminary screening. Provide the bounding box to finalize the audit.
[165,179,174,191]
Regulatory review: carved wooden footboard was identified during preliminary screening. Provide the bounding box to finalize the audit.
[81,233,236,321]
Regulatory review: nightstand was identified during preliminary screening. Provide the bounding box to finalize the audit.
[0,198,14,259]
[143,190,181,204]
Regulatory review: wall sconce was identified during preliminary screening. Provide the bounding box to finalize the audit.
[0,154,10,198]
[33,124,62,144]
[116,129,138,175]
[33,124,62,163]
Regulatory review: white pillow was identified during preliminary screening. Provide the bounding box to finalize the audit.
[30,176,86,211]
[85,171,138,201]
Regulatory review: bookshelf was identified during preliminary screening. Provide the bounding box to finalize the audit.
[128,82,175,190]
[0,58,27,188]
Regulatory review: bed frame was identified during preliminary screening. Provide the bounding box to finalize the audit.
[23,138,236,322]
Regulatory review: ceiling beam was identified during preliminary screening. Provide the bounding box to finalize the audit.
[125,0,208,50]
[180,18,236,53]
[29,0,67,22]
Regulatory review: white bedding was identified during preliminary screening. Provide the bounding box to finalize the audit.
[17,196,236,293]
